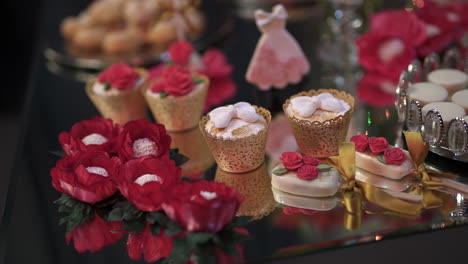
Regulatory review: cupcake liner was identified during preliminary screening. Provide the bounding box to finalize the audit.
[144,74,209,132]
[199,106,272,173]
[283,89,355,157]
[214,163,276,220]
[168,127,215,177]
[85,69,148,125]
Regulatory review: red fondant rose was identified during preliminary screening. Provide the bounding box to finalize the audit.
[97,62,140,90]
[117,119,171,162]
[280,152,303,170]
[162,180,243,233]
[59,117,122,156]
[126,226,173,263]
[169,40,194,65]
[297,165,319,181]
[368,137,389,155]
[162,65,194,96]
[384,148,407,165]
[303,156,320,166]
[66,212,123,253]
[350,135,369,152]
[50,151,120,204]
[115,156,181,212]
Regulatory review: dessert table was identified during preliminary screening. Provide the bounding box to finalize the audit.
[3,0,468,264]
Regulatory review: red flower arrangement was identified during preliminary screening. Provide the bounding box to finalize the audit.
[274,152,329,181]
[350,135,407,165]
[50,117,249,263]
[97,62,140,90]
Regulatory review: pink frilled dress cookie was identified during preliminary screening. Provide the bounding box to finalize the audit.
[246,4,310,90]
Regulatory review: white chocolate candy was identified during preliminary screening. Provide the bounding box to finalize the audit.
[421,102,466,126]
[271,164,340,197]
[408,82,448,106]
[355,150,415,180]
[428,69,468,94]
[272,187,340,211]
[451,89,468,113]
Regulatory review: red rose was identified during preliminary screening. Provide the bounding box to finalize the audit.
[357,73,397,107]
[303,156,320,166]
[59,117,122,156]
[279,152,303,170]
[117,119,171,161]
[127,226,173,263]
[162,65,194,96]
[368,137,389,155]
[350,135,369,152]
[66,212,123,253]
[297,165,319,181]
[115,156,181,212]
[162,180,243,233]
[384,147,407,165]
[97,62,140,90]
[169,40,194,65]
[150,79,166,94]
[50,151,120,204]
[201,49,236,111]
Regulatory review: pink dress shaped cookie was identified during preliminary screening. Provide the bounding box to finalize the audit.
[246,4,310,91]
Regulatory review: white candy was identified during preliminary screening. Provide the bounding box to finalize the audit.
[209,105,236,129]
[133,138,157,158]
[86,166,109,177]
[82,133,108,145]
[291,96,317,117]
[320,97,343,112]
[233,102,251,109]
[316,93,334,100]
[134,174,163,186]
[200,191,218,200]
[236,106,259,123]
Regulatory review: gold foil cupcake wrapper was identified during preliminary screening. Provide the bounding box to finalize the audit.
[85,69,148,125]
[200,106,272,173]
[283,89,355,157]
[144,74,209,132]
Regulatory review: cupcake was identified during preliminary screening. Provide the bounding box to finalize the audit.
[428,69,468,95]
[408,82,448,106]
[284,89,354,157]
[144,65,209,132]
[86,63,148,124]
[200,102,271,173]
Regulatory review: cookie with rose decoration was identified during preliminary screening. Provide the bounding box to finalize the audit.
[271,152,341,198]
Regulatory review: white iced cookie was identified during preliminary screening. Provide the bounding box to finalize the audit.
[287,93,350,122]
[272,188,340,211]
[428,69,468,94]
[408,82,448,106]
[270,164,340,197]
[451,89,468,113]
[422,102,466,125]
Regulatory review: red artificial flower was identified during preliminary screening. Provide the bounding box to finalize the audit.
[279,152,303,170]
[115,156,181,212]
[161,65,195,96]
[66,212,124,253]
[201,49,236,111]
[350,135,369,152]
[50,151,120,204]
[297,165,319,181]
[150,79,166,94]
[357,73,397,107]
[162,180,243,233]
[168,40,194,65]
[59,117,122,156]
[368,137,389,155]
[384,147,406,165]
[302,156,320,166]
[126,226,173,263]
[97,62,140,90]
[117,119,171,161]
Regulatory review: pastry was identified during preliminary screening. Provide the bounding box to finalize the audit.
[200,102,271,173]
[407,82,448,106]
[86,63,148,124]
[451,89,468,113]
[102,30,143,55]
[73,27,105,51]
[284,89,354,157]
[272,188,340,211]
[61,17,80,39]
[421,102,466,126]
[355,168,414,192]
[144,65,208,131]
[428,69,468,94]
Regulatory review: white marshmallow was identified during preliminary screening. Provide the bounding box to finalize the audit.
[291,96,318,117]
[209,105,236,129]
[320,97,343,112]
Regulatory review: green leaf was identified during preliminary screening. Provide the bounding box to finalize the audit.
[170,148,189,167]
[160,91,169,98]
[104,81,111,91]
[165,221,183,237]
[193,244,216,264]
[122,219,146,232]
[167,237,192,264]
[146,211,170,226]
[192,77,204,85]
[232,216,252,227]
[317,164,332,172]
[49,150,65,157]
[150,224,161,236]
[272,168,288,176]
[187,233,214,247]
[107,208,124,222]
[217,241,239,257]
[377,155,387,165]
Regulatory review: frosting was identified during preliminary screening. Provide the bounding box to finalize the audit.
[86,166,109,177]
[93,77,145,96]
[199,191,217,200]
[81,133,108,145]
[134,174,163,186]
[288,93,350,119]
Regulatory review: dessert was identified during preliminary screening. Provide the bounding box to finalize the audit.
[246,4,310,90]
[144,65,209,131]
[355,168,414,192]
[421,102,466,126]
[270,152,341,197]
[200,102,271,173]
[86,63,148,124]
[350,135,415,180]
[407,82,448,106]
[427,69,468,94]
[451,89,468,113]
[284,89,354,157]
[272,188,340,211]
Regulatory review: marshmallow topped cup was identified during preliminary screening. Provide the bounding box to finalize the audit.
[284,89,354,157]
[200,102,271,173]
